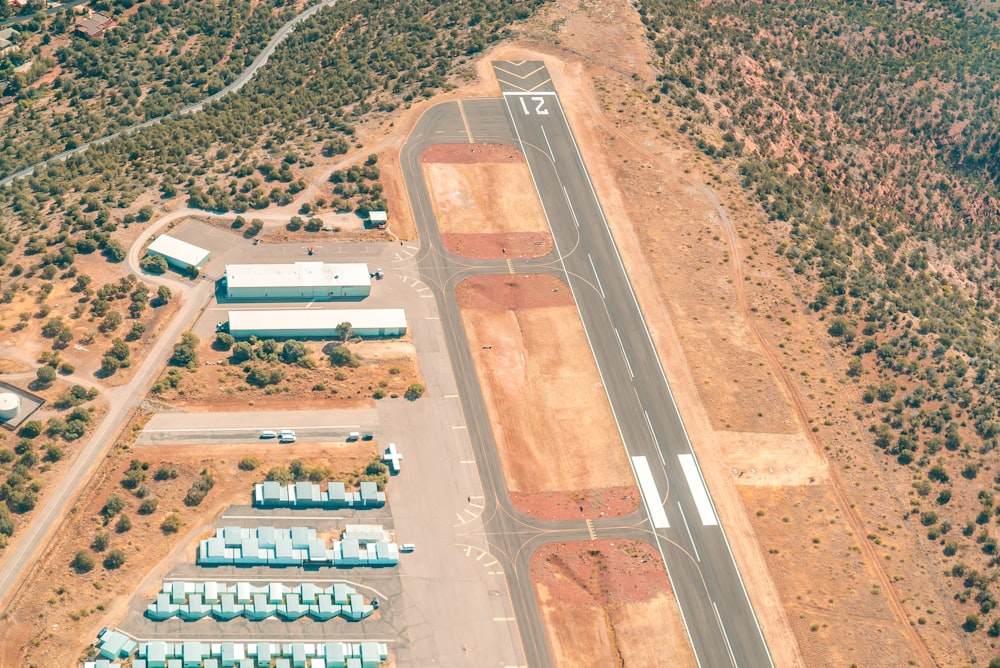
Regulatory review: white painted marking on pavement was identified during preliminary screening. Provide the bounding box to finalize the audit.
[714,601,738,667]
[677,503,700,562]
[562,186,580,228]
[614,327,633,379]
[644,410,666,466]
[631,456,670,528]
[540,125,555,161]
[679,454,718,526]
[588,253,606,298]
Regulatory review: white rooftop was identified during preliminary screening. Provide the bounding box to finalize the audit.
[147,234,210,267]
[225,262,371,289]
[228,309,406,332]
[368,211,387,222]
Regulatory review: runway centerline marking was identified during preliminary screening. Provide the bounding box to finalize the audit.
[678,503,700,562]
[713,601,738,668]
[679,454,719,526]
[562,186,580,228]
[614,327,634,379]
[631,456,670,528]
[540,125,555,161]
[587,254,606,298]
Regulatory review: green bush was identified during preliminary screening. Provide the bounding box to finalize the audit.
[103,549,127,570]
[71,550,95,574]
[161,512,184,534]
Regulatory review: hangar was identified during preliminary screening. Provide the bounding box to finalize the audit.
[224,262,371,300]
[146,234,211,272]
[227,309,406,339]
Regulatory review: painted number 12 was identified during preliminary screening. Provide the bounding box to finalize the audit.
[519,96,549,116]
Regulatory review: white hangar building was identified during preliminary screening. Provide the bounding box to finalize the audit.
[224,262,371,300]
[227,309,406,339]
[146,234,211,272]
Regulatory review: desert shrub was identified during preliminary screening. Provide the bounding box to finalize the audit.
[404,383,425,400]
[115,514,133,533]
[183,471,215,506]
[329,345,359,368]
[138,498,159,515]
[238,457,259,471]
[71,550,95,574]
[102,494,125,518]
[103,549,126,570]
[92,532,110,552]
[161,512,183,534]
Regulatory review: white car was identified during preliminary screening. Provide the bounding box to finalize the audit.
[400,543,415,553]
[279,430,296,443]
[259,430,277,439]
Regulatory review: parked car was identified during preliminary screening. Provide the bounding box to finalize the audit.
[279,429,296,443]
[260,430,277,439]
[400,543,416,553]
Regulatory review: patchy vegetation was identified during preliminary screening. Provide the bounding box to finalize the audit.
[638,0,1000,652]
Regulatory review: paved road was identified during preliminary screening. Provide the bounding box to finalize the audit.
[0,0,88,28]
[1,0,340,186]
[400,62,774,667]
[0,280,215,613]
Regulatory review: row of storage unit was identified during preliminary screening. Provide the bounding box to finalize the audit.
[133,640,387,668]
[253,480,385,509]
[197,525,399,568]
[146,581,374,622]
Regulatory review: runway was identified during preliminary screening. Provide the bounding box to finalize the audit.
[399,61,774,667]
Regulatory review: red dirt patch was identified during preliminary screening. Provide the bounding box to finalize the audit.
[420,142,524,164]
[440,231,553,259]
[510,486,638,521]
[531,540,697,666]
[455,273,573,309]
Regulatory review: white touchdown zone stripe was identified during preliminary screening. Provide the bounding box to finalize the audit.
[679,454,718,526]
[631,456,670,528]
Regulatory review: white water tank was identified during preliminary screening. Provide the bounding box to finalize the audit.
[0,392,19,420]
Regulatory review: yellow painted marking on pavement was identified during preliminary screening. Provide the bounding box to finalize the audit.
[456,513,466,523]
[476,552,487,561]
[485,560,498,568]
[453,424,467,430]
[460,459,475,464]
[464,508,477,517]
[493,617,516,622]
[586,519,597,540]
[527,78,553,92]
[506,259,515,273]
[456,99,474,143]
[495,76,526,92]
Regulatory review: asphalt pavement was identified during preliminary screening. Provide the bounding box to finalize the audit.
[398,62,775,668]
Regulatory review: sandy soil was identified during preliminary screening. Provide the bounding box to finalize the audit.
[456,274,637,519]
[0,434,376,668]
[531,540,697,667]
[422,143,553,259]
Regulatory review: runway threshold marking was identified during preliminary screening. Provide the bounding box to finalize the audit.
[585,519,597,540]
[631,456,670,528]
[506,259,515,273]
[679,453,719,526]
[456,99,474,143]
